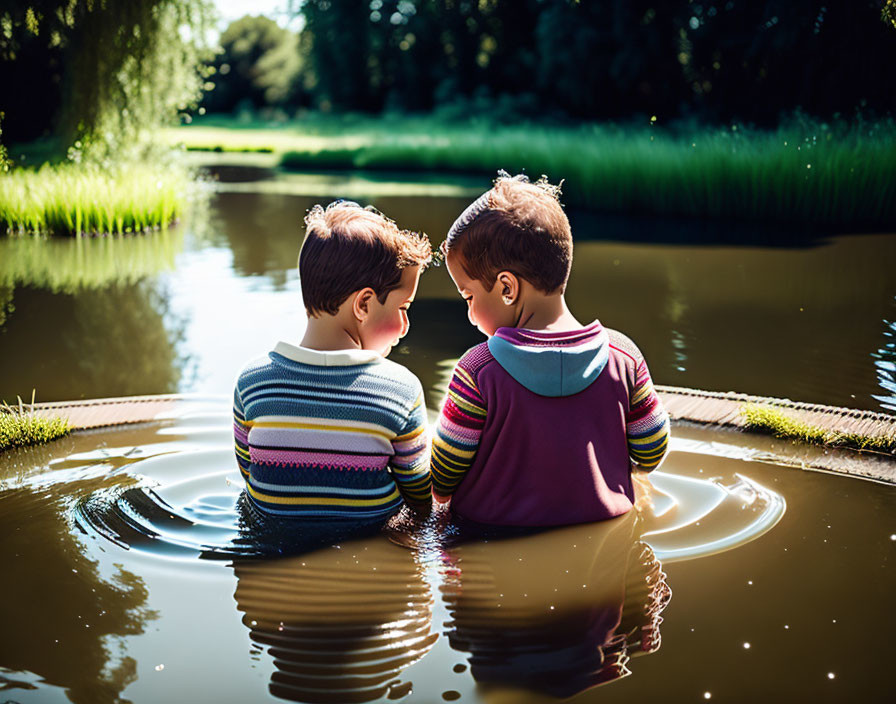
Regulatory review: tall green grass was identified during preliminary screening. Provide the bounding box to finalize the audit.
[281,120,896,226]
[0,163,191,236]
[167,114,896,226]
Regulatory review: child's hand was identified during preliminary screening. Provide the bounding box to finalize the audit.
[432,492,451,506]
[632,470,655,513]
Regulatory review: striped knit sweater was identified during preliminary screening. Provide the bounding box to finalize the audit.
[431,322,670,526]
[233,342,431,519]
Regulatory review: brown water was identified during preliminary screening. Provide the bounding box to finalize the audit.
[0,169,894,701]
[0,170,895,412]
[0,399,892,703]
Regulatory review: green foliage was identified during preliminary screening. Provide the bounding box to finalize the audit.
[0,396,71,453]
[203,15,303,113]
[294,1,896,122]
[0,1,215,160]
[740,403,896,454]
[0,162,191,236]
[214,113,896,227]
[885,1,896,29]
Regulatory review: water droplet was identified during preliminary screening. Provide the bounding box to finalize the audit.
[155,664,164,671]
[704,694,712,700]
[743,642,751,649]
[827,672,835,680]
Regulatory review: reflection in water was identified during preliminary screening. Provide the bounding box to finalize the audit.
[664,266,691,375]
[0,477,155,703]
[872,299,896,413]
[0,229,183,295]
[233,539,437,703]
[0,280,192,403]
[440,513,669,700]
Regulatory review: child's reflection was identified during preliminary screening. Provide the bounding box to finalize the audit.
[232,535,437,703]
[440,511,670,699]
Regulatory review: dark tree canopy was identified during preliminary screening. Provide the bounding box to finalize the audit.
[295,0,896,123]
[0,0,213,157]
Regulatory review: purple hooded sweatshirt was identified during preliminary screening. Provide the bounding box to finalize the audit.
[431,320,669,527]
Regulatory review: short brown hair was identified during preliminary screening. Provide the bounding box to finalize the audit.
[441,174,572,293]
[299,201,432,316]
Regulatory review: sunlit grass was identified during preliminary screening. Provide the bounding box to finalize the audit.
[0,395,71,453]
[167,114,896,225]
[0,163,191,236]
[740,403,896,454]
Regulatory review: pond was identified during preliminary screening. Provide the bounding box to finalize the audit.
[0,168,894,703]
[0,167,895,413]
[0,399,893,703]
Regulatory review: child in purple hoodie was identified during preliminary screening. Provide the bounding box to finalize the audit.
[431,173,670,527]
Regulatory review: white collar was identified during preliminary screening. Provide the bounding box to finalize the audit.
[273,341,381,367]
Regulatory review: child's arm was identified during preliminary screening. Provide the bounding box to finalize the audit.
[431,361,487,501]
[626,359,670,470]
[233,385,251,480]
[390,390,433,516]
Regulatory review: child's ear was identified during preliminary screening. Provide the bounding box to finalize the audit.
[352,288,376,322]
[496,271,519,305]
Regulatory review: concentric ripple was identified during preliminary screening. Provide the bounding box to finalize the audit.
[70,410,785,563]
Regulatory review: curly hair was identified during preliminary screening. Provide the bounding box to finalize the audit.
[300,201,432,316]
[441,172,572,294]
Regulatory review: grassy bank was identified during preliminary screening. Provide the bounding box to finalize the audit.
[166,114,896,226]
[0,163,191,236]
[740,403,896,454]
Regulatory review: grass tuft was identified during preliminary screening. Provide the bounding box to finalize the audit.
[0,394,71,453]
[0,163,191,237]
[740,403,896,454]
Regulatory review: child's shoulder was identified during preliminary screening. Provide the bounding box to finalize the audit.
[455,341,498,379]
[367,356,425,397]
[235,352,279,387]
[605,327,646,366]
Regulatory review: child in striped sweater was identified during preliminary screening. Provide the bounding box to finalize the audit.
[233,201,433,524]
[432,174,670,527]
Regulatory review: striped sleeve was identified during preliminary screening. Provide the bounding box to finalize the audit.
[390,390,432,512]
[431,359,487,498]
[626,359,670,470]
[233,384,251,479]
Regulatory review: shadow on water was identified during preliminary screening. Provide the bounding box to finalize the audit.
[566,207,838,248]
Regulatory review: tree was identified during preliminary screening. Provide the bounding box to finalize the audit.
[203,15,303,113]
[0,1,214,159]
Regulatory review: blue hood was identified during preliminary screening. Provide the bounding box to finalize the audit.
[486,321,609,397]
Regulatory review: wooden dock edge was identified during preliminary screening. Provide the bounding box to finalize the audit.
[13,388,896,484]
